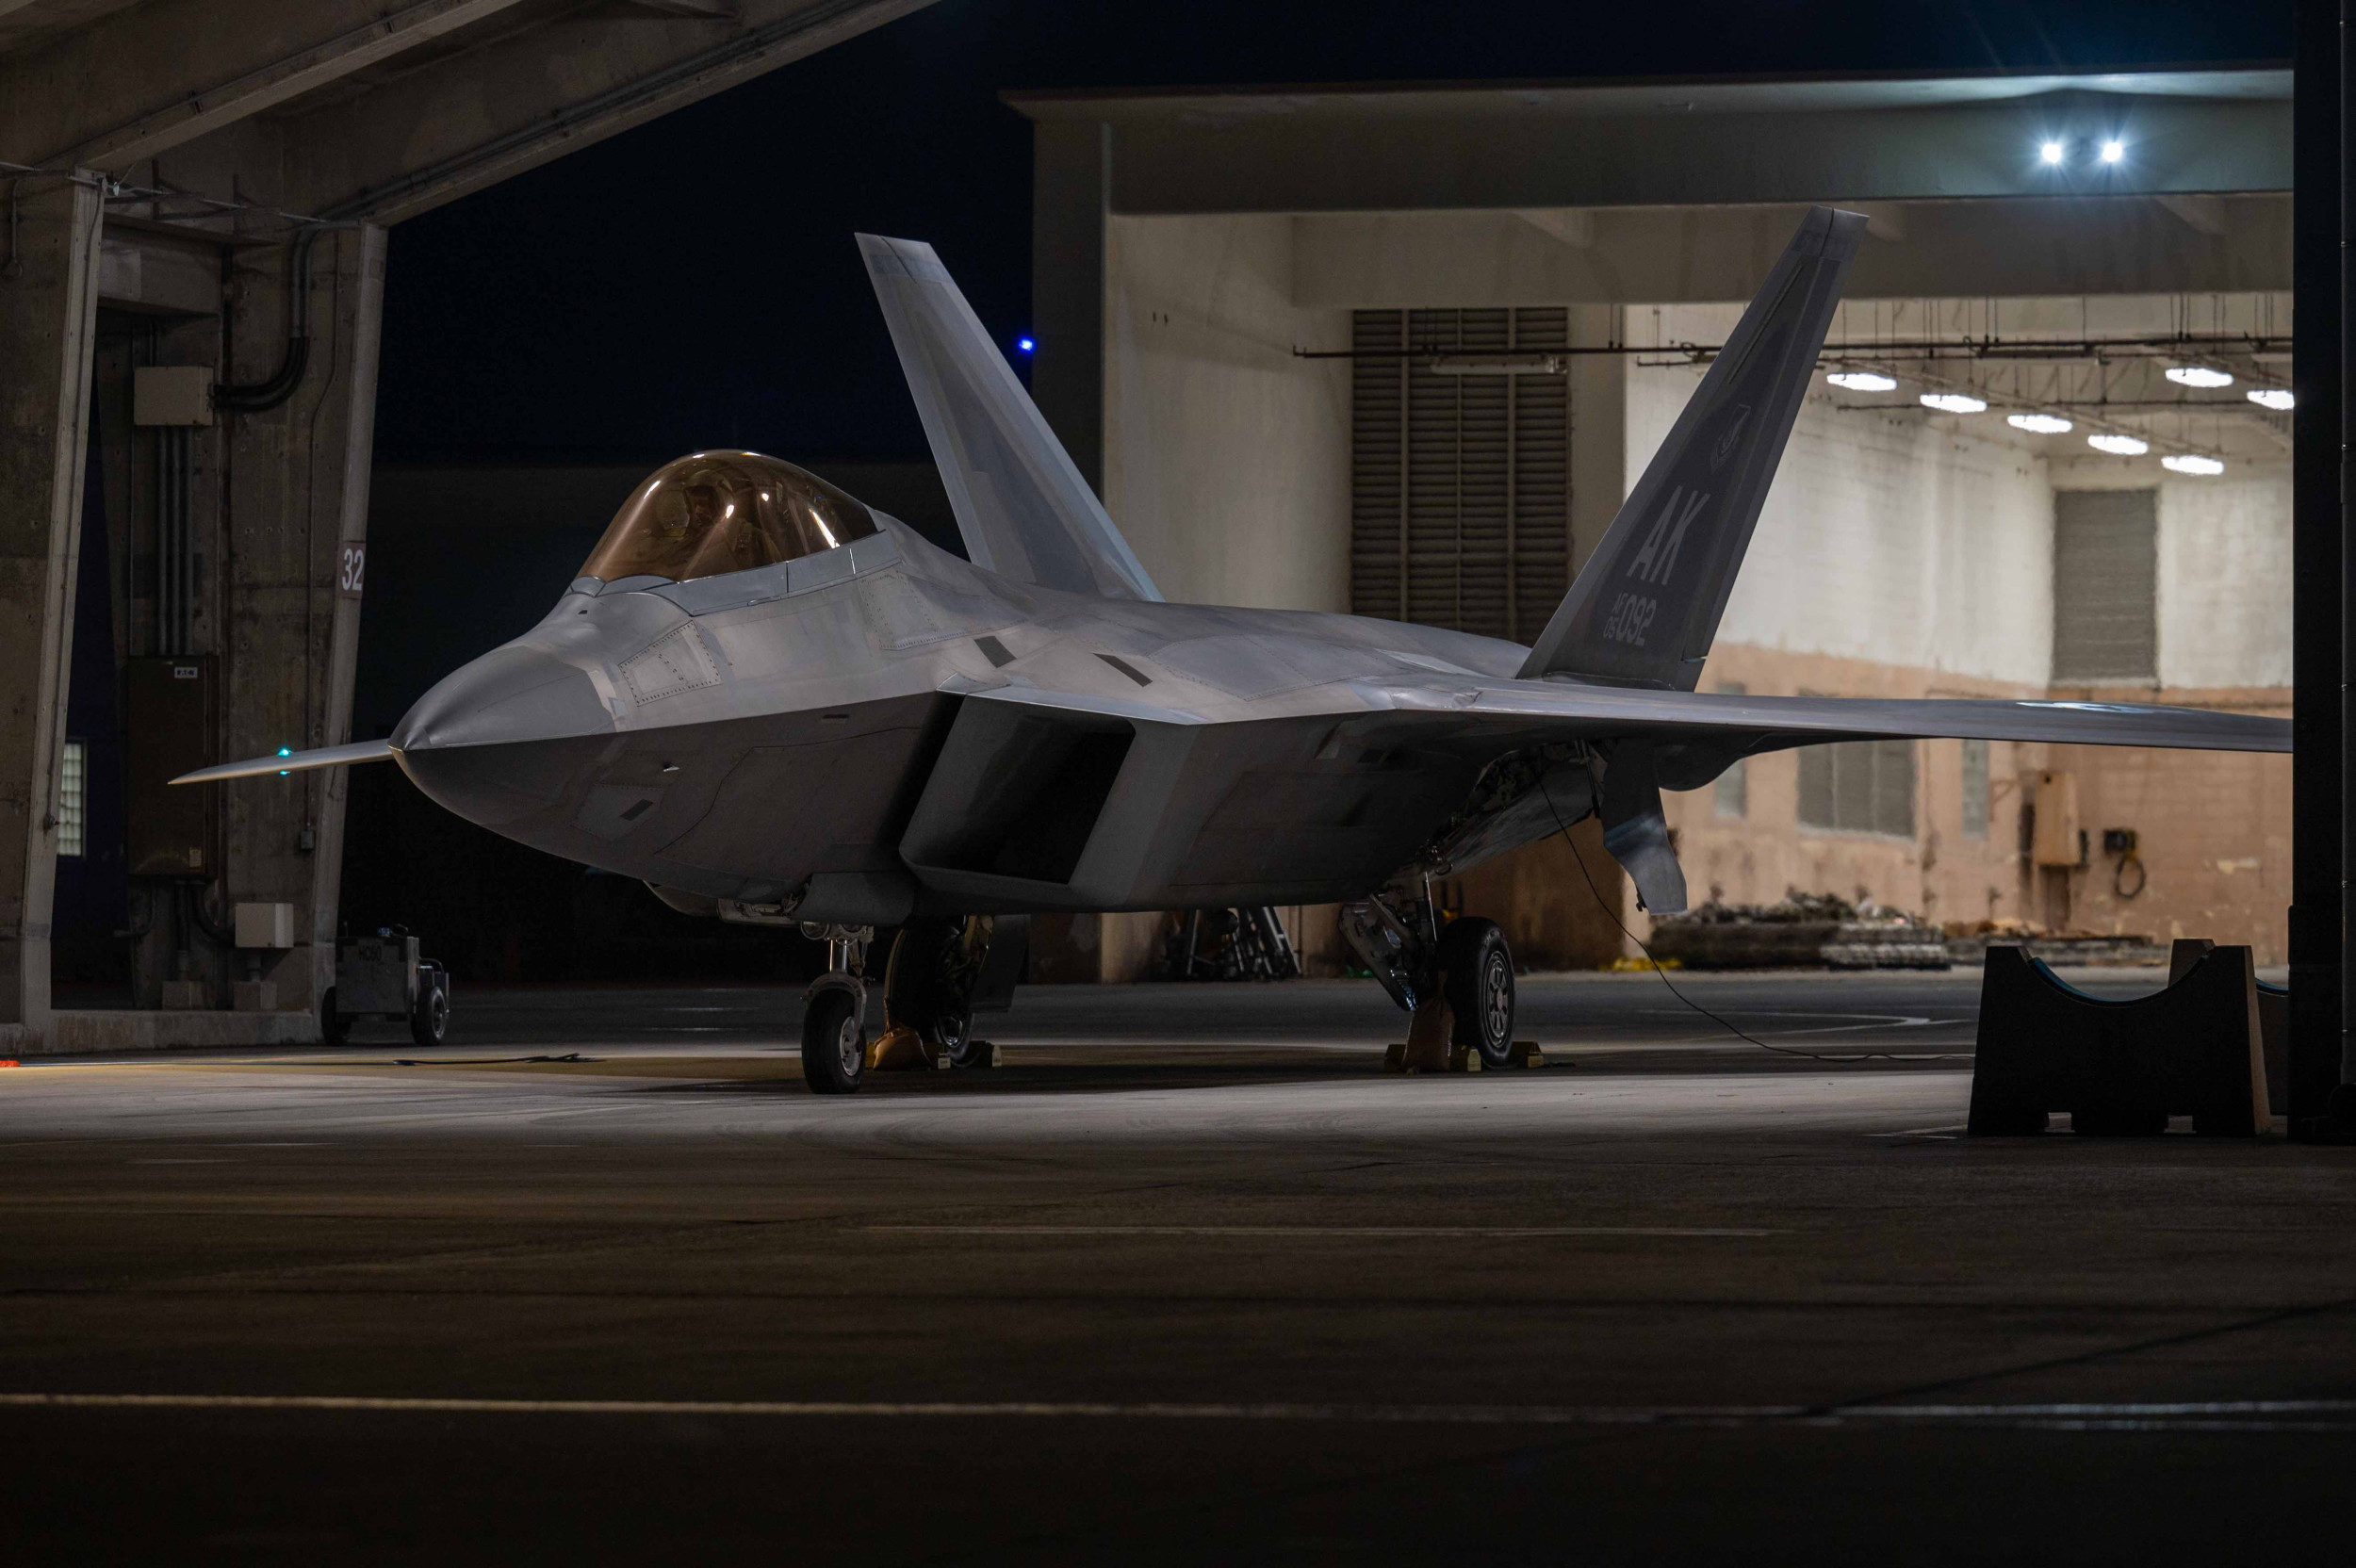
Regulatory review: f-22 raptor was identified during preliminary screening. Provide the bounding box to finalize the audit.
[186,206,2290,1090]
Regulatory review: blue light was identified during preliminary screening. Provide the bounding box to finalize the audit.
[277,744,291,776]
[1016,336,1035,353]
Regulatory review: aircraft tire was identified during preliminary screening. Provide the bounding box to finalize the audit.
[1437,917,1515,1069]
[802,988,866,1094]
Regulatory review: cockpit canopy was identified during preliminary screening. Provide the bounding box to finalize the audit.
[579,450,878,584]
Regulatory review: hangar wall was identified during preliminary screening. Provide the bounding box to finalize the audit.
[1103,214,1352,612]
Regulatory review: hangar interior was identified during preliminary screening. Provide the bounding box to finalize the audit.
[1008,69,2296,975]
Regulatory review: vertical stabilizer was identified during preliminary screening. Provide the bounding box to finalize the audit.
[859,234,1161,601]
[1517,206,1866,687]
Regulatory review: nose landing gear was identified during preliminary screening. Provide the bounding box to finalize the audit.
[1342,891,1536,1073]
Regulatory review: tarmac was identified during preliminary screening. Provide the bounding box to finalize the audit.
[4,971,2351,1563]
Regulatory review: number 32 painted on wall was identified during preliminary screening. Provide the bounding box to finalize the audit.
[337,544,366,599]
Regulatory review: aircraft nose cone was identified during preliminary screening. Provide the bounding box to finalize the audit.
[394,644,611,754]
[391,645,613,827]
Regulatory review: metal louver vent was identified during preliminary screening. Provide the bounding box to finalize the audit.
[1350,307,1571,642]
[2052,488,2158,683]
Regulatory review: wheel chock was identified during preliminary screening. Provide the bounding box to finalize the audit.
[1508,1039,1544,1068]
[957,1040,999,1069]
[1385,997,1455,1073]
[866,1023,940,1071]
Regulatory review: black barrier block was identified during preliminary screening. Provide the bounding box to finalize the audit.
[1966,945,2272,1137]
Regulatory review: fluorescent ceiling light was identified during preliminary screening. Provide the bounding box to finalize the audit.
[1919,393,1986,414]
[2100,139,2125,163]
[2005,413,2073,434]
[2165,366,2234,388]
[2162,454,2225,476]
[2038,140,2065,165]
[2248,387,2296,411]
[2088,433,2149,455]
[1826,370,1897,392]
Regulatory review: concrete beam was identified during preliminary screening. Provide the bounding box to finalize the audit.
[1009,86,2290,216]
[1292,195,2293,307]
[267,0,936,222]
[0,171,104,1039]
[1,0,533,171]
[1033,120,1111,495]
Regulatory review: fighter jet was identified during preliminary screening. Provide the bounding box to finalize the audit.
[183,206,2290,1090]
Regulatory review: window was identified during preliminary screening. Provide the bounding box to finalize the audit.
[57,739,86,858]
[2053,488,2157,682]
[580,451,877,584]
[1797,738,1915,837]
[1713,681,1747,819]
[1959,738,1989,841]
[1350,307,1571,641]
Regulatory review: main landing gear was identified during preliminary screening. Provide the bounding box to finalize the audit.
[1341,888,1534,1073]
[800,916,1014,1094]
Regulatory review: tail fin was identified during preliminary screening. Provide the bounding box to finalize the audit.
[859,235,1161,601]
[1517,206,1866,687]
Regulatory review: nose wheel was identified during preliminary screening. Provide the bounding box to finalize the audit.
[802,987,866,1094]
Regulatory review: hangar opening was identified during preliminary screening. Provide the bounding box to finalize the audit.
[1007,66,2295,978]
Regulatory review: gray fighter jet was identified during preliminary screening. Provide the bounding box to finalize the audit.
[183,206,2290,1090]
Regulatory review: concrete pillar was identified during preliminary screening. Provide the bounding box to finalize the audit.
[304,225,386,1005]
[1566,303,1626,574]
[0,172,105,1044]
[208,223,386,1016]
[1031,119,1110,495]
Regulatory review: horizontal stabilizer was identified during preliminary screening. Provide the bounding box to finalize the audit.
[859,234,1161,601]
[172,740,393,785]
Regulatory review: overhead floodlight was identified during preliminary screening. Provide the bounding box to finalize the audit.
[2249,387,2296,411]
[1919,392,1987,414]
[2165,366,2234,388]
[2162,453,2225,476]
[1826,369,1897,392]
[2005,413,2073,434]
[2100,139,2125,163]
[2088,433,2149,455]
[2038,139,2065,165]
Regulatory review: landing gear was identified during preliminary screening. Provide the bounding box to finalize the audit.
[799,924,872,1094]
[1342,889,1524,1072]
[879,916,998,1070]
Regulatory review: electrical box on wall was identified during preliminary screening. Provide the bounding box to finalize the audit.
[126,656,218,877]
[2032,771,2084,867]
[133,366,214,427]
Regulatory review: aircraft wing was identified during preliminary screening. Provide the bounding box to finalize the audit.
[1351,678,2291,761]
[172,739,394,785]
[1343,676,2286,916]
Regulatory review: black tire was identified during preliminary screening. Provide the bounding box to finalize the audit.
[319,987,351,1047]
[408,976,449,1049]
[802,988,866,1094]
[1436,917,1515,1069]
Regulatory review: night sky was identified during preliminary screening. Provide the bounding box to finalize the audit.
[371,0,2295,469]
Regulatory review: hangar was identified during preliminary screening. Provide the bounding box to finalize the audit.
[1006,68,2298,976]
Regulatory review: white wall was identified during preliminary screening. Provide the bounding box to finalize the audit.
[1103,214,1352,612]
[1626,304,2053,685]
